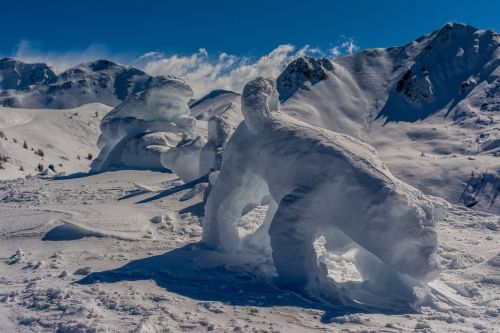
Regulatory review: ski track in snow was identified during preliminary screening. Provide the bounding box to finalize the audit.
[0,170,499,332]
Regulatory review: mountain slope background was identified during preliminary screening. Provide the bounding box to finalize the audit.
[0,59,161,109]
[0,22,498,213]
[277,23,499,214]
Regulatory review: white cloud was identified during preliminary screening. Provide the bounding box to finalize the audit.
[4,40,132,73]
[142,39,359,97]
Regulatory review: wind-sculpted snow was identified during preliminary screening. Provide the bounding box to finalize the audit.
[203,77,444,302]
[91,76,196,172]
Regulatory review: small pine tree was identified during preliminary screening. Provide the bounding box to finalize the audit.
[23,140,28,149]
[13,138,17,143]
[35,148,44,157]
[87,153,93,160]
[0,154,8,169]
[95,111,99,118]
[77,155,81,160]
[36,163,44,172]
[19,165,24,171]
[0,131,4,138]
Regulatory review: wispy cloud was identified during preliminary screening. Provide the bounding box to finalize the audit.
[4,40,132,73]
[3,38,359,97]
[141,38,359,97]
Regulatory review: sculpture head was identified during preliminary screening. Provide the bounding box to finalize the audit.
[241,77,279,132]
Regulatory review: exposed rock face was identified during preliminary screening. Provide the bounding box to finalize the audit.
[276,57,333,102]
[0,58,57,90]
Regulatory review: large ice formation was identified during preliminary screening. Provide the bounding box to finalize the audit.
[91,76,196,172]
[202,77,444,295]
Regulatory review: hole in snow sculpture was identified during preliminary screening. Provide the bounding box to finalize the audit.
[91,76,197,172]
[202,77,445,302]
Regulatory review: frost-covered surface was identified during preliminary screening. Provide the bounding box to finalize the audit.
[277,23,500,214]
[91,76,196,172]
[0,59,159,109]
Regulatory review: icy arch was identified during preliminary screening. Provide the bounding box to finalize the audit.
[202,77,444,294]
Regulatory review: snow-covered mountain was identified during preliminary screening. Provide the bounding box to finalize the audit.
[0,59,159,109]
[277,22,499,214]
[189,89,243,136]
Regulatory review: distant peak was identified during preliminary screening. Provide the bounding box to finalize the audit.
[190,89,239,108]
[88,59,120,71]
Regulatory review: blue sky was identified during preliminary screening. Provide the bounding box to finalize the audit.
[3,0,499,96]
[4,0,499,57]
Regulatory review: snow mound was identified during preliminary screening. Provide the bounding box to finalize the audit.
[91,76,196,172]
[203,77,444,300]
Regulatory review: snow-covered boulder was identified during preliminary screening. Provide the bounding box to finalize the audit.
[203,77,444,296]
[91,76,196,172]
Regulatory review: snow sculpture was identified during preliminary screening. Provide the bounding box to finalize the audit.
[160,135,206,183]
[203,77,443,294]
[91,76,196,172]
[199,115,234,175]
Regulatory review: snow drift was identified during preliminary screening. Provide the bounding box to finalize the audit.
[203,77,444,298]
[91,76,196,172]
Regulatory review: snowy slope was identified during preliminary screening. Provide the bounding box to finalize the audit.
[0,170,499,332]
[277,23,500,214]
[0,104,111,179]
[0,59,160,109]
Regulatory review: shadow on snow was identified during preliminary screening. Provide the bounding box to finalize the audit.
[76,243,417,322]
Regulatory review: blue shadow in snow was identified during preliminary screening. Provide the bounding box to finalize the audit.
[134,174,209,204]
[76,243,416,322]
